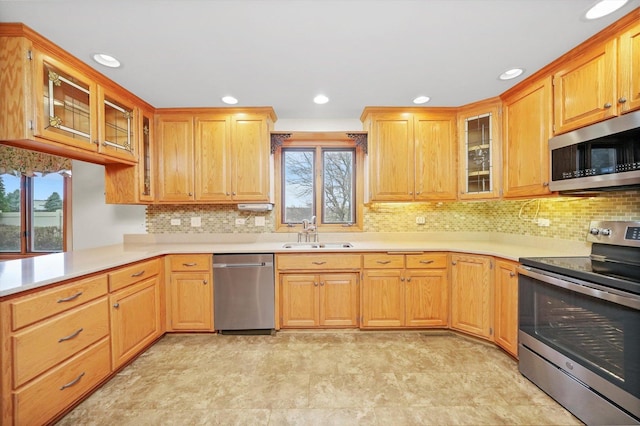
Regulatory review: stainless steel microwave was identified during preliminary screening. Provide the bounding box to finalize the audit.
[549,110,640,192]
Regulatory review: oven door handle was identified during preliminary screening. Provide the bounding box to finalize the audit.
[517,266,640,311]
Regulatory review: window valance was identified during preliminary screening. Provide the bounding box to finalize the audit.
[0,145,71,176]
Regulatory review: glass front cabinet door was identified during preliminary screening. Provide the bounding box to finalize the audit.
[98,86,137,163]
[458,100,501,199]
[35,52,98,151]
[138,110,154,201]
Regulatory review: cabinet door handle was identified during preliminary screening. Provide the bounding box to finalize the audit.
[451,261,457,265]
[542,182,549,187]
[320,281,325,286]
[604,102,612,109]
[57,292,83,303]
[113,303,120,309]
[203,279,208,285]
[376,260,391,264]
[312,261,326,265]
[60,372,85,390]
[58,328,83,343]
[182,262,197,267]
[407,277,412,282]
[400,277,405,281]
[314,282,319,287]
[618,97,627,104]
[419,260,434,264]
[130,270,145,278]
[510,272,516,277]
[188,192,193,196]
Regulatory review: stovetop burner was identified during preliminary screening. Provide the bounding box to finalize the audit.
[520,220,640,296]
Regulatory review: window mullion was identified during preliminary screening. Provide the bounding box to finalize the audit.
[315,147,323,224]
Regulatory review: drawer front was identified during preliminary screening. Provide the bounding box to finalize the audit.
[406,253,448,269]
[10,274,108,331]
[277,254,361,270]
[169,254,212,272]
[13,297,109,388]
[14,338,111,426]
[363,254,405,269]
[108,258,161,292]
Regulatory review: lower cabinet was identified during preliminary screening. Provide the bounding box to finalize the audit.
[494,259,519,357]
[109,259,163,369]
[281,273,359,328]
[450,253,493,339]
[166,254,214,331]
[361,253,449,328]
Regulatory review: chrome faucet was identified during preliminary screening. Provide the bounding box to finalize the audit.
[298,215,318,242]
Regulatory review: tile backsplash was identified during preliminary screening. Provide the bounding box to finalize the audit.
[146,190,640,242]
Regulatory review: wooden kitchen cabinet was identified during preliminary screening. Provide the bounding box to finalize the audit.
[0,24,145,166]
[494,259,519,357]
[554,17,640,134]
[457,98,502,200]
[361,108,457,202]
[155,108,275,203]
[450,253,493,340]
[167,254,213,331]
[277,253,361,329]
[361,253,449,328]
[501,76,553,198]
[109,258,163,369]
[0,273,111,426]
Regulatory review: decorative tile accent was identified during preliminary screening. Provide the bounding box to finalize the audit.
[146,190,640,242]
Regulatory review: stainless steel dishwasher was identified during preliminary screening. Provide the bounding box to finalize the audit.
[213,253,275,334]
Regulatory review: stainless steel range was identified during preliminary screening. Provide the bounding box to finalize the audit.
[518,220,640,425]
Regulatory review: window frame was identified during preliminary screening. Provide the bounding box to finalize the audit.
[274,133,364,232]
[0,173,72,259]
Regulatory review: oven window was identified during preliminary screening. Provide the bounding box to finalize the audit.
[520,276,640,399]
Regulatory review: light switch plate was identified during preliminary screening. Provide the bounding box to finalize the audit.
[190,217,201,227]
[235,218,246,226]
[170,218,181,226]
[416,216,426,224]
[255,216,266,227]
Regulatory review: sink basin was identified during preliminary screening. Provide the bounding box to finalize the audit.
[282,242,353,249]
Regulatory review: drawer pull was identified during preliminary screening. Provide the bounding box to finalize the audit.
[57,292,83,303]
[60,372,85,390]
[130,270,145,278]
[58,328,84,343]
[312,261,326,265]
[377,260,391,264]
[419,260,434,265]
[182,262,198,267]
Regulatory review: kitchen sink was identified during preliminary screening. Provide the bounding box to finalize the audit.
[282,242,353,249]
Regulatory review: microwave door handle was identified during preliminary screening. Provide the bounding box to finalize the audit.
[517,266,640,311]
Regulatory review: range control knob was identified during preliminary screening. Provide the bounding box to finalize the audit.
[600,228,612,237]
[589,228,600,236]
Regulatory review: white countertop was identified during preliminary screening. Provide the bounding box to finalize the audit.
[0,232,591,298]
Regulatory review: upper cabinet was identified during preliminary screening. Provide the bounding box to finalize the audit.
[362,108,457,202]
[501,76,553,198]
[457,98,502,200]
[155,108,275,203]
[553,17,640,134]
[0,24,149,166]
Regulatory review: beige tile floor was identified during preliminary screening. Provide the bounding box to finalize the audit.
[57,331,582,425]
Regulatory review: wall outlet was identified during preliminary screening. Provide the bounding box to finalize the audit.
[190,217,201,227]
[235,218,246,226]
[254,216,266,227]
[416,216,426,225]
[170,218,181,226]
[537,218,551,227]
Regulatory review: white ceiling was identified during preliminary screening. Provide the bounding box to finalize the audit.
[1,0,638,121]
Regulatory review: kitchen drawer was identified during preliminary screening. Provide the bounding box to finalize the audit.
[169,254,212,272]
[14,337,111,426]
[13,297,109,388]
[363,253,405,269]
[108,258,161,292]
[277,254,361,271]
[406,253,448,269]
[9,274,108,331]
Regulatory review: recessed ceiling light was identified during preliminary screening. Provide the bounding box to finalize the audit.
[93,53,121,68]
[584,0,628,20]
[413,96,430,104]
[313,94,329,104]
[221,96,238,105]
[499,68,524,80]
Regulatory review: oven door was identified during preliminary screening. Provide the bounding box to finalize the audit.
[518,266,640,419]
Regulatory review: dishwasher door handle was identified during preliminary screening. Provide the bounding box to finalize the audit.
[214,262,271,268]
